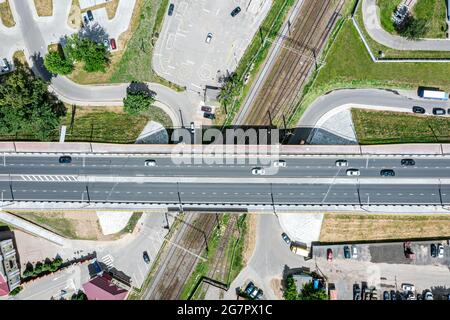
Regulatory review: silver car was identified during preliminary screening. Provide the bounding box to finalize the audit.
[145,159,157,167]
[251,167,265,175]
[346,169,360,176]
[205,33,213,43]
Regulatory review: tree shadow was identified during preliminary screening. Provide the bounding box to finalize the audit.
[30,52,53,82]
[126,81,157,98]
[78,22,110,44]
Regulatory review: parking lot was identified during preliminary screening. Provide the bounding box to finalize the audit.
[313,240,450,266]
[153,0,271,92]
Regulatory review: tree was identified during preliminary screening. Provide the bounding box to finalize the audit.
[397,17,428,39]
[9,286,23,296]
[123,89,155,115]
[283,275,300,300]
[0,62,66,140]
[64,34,109,73]
[298,282,329,300]
[44,51,73,75]
[218,73,241,109]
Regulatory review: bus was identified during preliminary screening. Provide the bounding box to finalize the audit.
[418,88,449,101]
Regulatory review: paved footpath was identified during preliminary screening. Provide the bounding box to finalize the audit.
[363,0,450,51]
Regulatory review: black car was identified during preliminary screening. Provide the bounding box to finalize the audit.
[383,291,390,300]
[83,15,89,26]
[244,282,255,296]
[390,290,397,300]
[201,106,212,113]
[412,106,425,114]
[231,6,241,17]
[343,246,351,259]
[432,108,446,115]
[353,284,361,300]
[431,243,437,257]
[401,159,415,166]
[203,112,215,120]
[143,251,150,264]
[59,156,72,164]
[380,169,395,177]
[86,10,94,21]
[168,3,174,16]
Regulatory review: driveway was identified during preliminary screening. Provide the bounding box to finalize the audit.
[362,0,450,51]
[153,0,271,92]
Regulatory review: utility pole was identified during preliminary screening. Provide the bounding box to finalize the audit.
[177,182,183,213]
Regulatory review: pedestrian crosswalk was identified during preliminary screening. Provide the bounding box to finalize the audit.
[20,175,78,182]
[101,254,114,269]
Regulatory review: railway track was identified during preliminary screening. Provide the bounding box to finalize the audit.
[242,0,345,126]
[144,213,219,300]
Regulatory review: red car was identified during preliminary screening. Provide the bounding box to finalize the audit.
[110,38,117,50]
[327,248,333,262]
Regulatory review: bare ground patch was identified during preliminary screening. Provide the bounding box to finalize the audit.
[320,213,450,242]
[242,214,257,265]
[33,0,53,16]
[68,0,81,29]
[0,0,15,27]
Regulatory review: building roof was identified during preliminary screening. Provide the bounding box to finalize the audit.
[82,274,128,300]
[0,273,9,296]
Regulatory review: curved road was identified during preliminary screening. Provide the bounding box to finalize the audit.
[13,0,191,127]
[298,88,450,128]
[363,0,450,51]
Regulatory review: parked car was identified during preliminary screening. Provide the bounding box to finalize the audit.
[383,291,390,300]
[168,3,175,16]
[437,243,444,258]
[416,293,422,300]
[281,232,291,245]
[335,159,348,167]
[412,106,425,114]
[201,106,212,113]
[0,58,10,73]
[231,6,241,17]
[251,167,265,175]
[401,283,415,292]
[83,15,89,26]
[144,159,157,167]
[431,243,437,257]
[143,251,150,264]
[380,169,395,177]
[353,284,361,300]
[254,289,264,300]
[401,159,415,166]
[327,248,333,262]
[103,39,110,49]
[244,282,255,296]
[203,112,215,120]
[432,108,446,115]
[110,38,117,50]
[205,32,213,44]
[249,287,260,299]
[86,10,94,21]
[190,122,195,134]
[59,155,72,164]
[346,169,360,176]
[352,246,358,259]
[273,160,286,167]
[424,290,433,300]
[343,246,351,259]
[390,290,397,300]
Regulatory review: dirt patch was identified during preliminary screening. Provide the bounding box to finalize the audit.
[0,0,16,27]
[320,213,450,242]
[242,214,257,265]
[68,0,81,29]
[105,0,120,19]
[270,277,284,300]
[33,0,53,16]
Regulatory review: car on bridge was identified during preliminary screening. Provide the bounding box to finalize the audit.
[380,169,395,177]
[335,160,348,167]
[401,159,415,166]
[346,169,360,176]
[145,160,157,167]
[273,160,286,167]
[251,167,265,175]
[59,156,72,164]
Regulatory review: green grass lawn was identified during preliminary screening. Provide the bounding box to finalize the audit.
[62,105,171,144]
[288,16,450,126]
[377,0,401,34]
[378,0,447,38]
[352,109,450,144]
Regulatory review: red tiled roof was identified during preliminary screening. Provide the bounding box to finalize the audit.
[82,275,128,300]
[0,273,9,296]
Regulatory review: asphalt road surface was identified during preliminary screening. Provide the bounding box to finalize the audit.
[1,155,450,205]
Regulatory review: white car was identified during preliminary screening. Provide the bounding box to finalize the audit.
[251,167,265,175]
[103,39,110,49]
[0,58,10,73]
[205,33,213,43]
[144,160,156,167]
[424,291,433,300]
[346,169,360,176]
[273,160,286,168]
[190,122,195,134]
[335,160,348,167]
[438,243,444,258]
[401,284,415,292]
[352,246,358,259]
